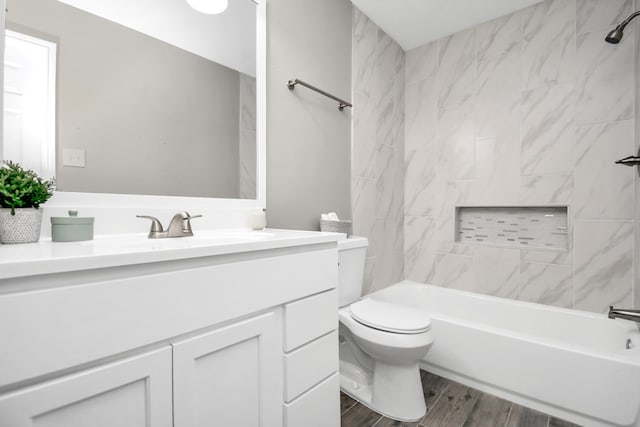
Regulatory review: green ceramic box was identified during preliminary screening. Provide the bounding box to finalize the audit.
[50,210,94,242]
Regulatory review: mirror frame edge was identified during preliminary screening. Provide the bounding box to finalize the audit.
[1,0,266,213]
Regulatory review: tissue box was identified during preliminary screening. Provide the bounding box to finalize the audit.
[51,210,94,242]
[320,219,352,236]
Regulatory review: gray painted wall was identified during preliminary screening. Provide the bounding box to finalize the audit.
[266,0,352,231]
[8,0,243,198]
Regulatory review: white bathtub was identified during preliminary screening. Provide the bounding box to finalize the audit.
[369,281,640,427]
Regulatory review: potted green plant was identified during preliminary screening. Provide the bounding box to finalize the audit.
[0,161,55,244]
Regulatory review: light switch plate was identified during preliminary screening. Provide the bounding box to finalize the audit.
[63,148,85,167]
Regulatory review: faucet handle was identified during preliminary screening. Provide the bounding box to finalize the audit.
[137,215,165,237]
[165,211,203,237]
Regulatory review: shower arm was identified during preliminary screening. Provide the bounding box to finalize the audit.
[617,10,640,29]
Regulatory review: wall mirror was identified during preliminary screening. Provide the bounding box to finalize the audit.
[1,0,265,208]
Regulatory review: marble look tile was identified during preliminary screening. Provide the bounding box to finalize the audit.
[391,142,405,225]
[239,74,256,131]
[375,87,396,148]
[520,262,573,308]
[438,27,476,111]
[376,144,398,218]
[404,216,436,283]
[374,216,403,289]
[437,102,476,181]
[372,218,396,292]
[394,58,406,128]
[351,91,376,179]
[404,140,437,217]
[636,222,640,309]
[238,128,256,199]
[574,120,634,220]
[574,220,633,312]
[352,177,376,254]
[522,0,576,90]
[390,216,404,284]
[473,133,521,204]
[476,49,522,140]
[374,31,403,104]
[520,175,573,205]
[477,11,522,62]
[405,78,437,148]
[434,253,475,291]
[575,28,634,125]
[521,83,575,175]
[576,0,632,35]
[352,6,377,98]
[474,247,520,299]
[405,41,437,85]
[361,256,376,295]
[435,180,475,256]
[521,247,572,266]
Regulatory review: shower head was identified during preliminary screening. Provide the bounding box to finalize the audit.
[605,26,624,44]
[605,11,640,44]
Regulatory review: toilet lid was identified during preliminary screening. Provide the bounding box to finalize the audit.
[350,298,431,334]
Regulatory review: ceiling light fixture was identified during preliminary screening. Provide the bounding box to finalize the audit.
[186,0,228,14]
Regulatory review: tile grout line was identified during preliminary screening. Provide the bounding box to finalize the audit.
[340,398,358,418]
[370,414,384,427]
[502,403,514,427]
[419,381,451,425]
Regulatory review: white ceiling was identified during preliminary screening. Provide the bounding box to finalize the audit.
[350,0,543,51]
[57,0,256,76]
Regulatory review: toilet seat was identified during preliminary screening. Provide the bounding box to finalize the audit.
[350,298,431,334]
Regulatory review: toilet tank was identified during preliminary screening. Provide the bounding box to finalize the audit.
[337,236,368,307]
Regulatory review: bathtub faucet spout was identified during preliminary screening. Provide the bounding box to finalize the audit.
[608,306,640,323]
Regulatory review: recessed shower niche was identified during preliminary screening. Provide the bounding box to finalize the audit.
[455,206,569,250]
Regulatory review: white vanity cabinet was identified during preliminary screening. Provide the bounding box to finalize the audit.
[0,233,341,427]
[0,347,173,427]
[173,311,282,427]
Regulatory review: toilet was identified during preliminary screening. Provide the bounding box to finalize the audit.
[337,236,434,422]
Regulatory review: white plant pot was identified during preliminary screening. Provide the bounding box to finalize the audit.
[0,208,43,244]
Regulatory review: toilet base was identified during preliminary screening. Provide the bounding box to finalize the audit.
[339,359,426,422]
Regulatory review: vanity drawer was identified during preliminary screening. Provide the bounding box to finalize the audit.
[284,373,339,427]
[284,289,338,351]
[284,330,337,402]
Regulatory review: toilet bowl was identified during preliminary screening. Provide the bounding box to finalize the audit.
[337,237,434,422]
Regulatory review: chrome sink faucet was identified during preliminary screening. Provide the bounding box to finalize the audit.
[608,306,640,323]
[137,211,203,238]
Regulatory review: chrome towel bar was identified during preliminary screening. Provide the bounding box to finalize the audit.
[287,78,352,111]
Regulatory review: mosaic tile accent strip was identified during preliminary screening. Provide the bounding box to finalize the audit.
[456,206,568,250]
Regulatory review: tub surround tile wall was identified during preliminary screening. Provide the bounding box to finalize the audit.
[239,74,257,199]
[352,0,637,313]
[402,0,635,313]
[351,8,405,293]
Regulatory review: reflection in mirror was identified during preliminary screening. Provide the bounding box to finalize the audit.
[3,0,257,199]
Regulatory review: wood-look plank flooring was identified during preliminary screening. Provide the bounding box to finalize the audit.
[340,371,582,427]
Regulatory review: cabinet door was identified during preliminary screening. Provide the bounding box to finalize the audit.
[0,347,172,427]
[173,311,282,427]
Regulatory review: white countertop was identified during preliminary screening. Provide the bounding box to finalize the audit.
[0,228,344,279]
